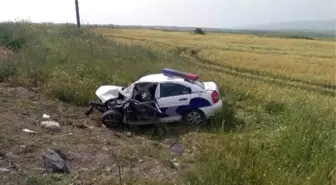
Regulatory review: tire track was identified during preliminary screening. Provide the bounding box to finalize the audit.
[177,47,335,91]
[189,56,335,97]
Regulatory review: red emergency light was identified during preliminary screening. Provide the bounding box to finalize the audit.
[162,68,199,81]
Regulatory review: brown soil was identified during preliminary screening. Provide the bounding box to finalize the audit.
[0,44,12,60]
[0,83,199,185]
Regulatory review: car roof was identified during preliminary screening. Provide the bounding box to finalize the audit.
[136,73,185,83]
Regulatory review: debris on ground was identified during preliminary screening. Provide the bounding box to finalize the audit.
[5,152,19,159]
[125,132,133,137]
[162,138,179,147]
[40,120,61,131]
[0,167,10,172]
[75,120,94,129]
[42,148,69,174]
[162,137,185,156]
[42,113,51,119]
[169,158,181,170]
[168,143,185,156]
[22,128,37,134]
[75,123,90,129]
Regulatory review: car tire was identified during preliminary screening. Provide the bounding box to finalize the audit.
[101,110,122,128]
[183,109,206,126]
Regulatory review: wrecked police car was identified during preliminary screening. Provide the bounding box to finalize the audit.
[85,68,223,128]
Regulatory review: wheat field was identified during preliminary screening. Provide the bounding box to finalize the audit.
[94,28,336,87]
[92,28,336,101]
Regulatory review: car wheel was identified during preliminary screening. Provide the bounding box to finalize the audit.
[101,110,122,128]
[183,109,206,125]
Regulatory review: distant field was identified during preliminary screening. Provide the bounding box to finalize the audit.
[220,29,336,41]
[94,28,336,90]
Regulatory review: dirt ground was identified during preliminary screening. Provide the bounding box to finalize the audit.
[0,44,12,60]
[0,83,201,185]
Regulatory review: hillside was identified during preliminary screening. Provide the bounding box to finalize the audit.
[238,19,336,31]
[0,22,335,185]
[86,22,336,41]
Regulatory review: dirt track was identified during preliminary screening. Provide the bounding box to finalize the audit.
[0,83,198,184]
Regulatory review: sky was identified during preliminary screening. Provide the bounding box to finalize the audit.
[0,0,335,28]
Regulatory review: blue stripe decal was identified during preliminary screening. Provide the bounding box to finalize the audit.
[159,97,211,118]
[190,97,212,108]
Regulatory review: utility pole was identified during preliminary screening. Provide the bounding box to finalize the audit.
[75,0,81,28]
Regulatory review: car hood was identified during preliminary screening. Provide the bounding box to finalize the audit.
[95,85,124,103]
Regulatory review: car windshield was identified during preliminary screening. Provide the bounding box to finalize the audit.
[184,79,204,89]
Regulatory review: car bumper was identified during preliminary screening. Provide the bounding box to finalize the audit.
[201,100,223,119]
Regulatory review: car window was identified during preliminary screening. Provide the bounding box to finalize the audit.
[160,83,191,98]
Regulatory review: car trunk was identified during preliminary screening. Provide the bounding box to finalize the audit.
[203,81,219,91]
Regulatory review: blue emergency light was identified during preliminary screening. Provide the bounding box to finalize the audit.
[162,68,199,81]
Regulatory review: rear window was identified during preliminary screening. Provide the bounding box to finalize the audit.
[184,79,204,89]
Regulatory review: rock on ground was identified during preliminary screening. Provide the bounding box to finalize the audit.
[42,148,69,174]
[41,121,60,131]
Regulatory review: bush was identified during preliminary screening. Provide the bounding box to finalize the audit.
[0,59,16,82]
[194,28,205,35]
[0,21,30,51]
[264,100,285,114]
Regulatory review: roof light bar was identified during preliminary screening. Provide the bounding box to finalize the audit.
[162,68,199,81]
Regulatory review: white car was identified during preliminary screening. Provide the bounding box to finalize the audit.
[94,68,223,125]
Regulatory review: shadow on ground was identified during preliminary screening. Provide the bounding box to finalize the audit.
[98,97,246,143]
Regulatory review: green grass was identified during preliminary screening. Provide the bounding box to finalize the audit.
[0,22,335,185]
[186,99,335,185]
[0,22,200,105]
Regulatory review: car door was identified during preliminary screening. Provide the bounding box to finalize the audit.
[157,82,192,122]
